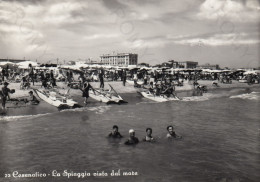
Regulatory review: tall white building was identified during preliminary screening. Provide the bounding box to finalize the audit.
[100,53,138,66]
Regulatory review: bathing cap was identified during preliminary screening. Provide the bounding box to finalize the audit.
[129,129,135,133]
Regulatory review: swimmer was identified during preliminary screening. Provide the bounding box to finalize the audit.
[143,128,155,142]
[166,125,182,139]
[124,129,139,145]
[108,125,123,138]
[28,91,39,105]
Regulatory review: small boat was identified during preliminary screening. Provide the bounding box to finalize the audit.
[140,91,180,102]
[238,79,247,83]
[34,89,78,108]
[89,84,126,104]
[126,80,144,85]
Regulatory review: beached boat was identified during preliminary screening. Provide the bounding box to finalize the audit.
[238,79,247,83]
[89,90,123,103]
[34,89,78,108]
[140,91,180,102]
[89,84,126,104]
[126,80,144,85]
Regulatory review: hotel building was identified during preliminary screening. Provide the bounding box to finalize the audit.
[100,53,138,66]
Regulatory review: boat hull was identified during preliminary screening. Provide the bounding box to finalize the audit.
[89,90,124,104]
[140,91,180,102]
[34,89,78,108]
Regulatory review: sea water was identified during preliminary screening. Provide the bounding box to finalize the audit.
[0,87,259,182]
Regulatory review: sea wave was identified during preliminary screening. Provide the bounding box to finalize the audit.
[229,92,260,101]
[136,101,158,105]
[181,96,209,102]
[0,105,112,121]
[181,93,225,102]
[60,105,111,114]
[0,112,53,121]
[87,105,111,114]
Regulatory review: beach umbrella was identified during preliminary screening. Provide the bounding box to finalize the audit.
[0,61,16,66]
[78,64,90,68]
[16,61,38,69]
[140,67,152,70]
[103,65,112,69]
[222,69,232,72]
[16,61,38,66]
[129,67,139,71]
[243,70,259,75]
[0,61,18,69]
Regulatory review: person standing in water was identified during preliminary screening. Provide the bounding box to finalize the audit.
[81,81,95,105]
[108,125,123,138]
[143,128,155,142]
[125,129,139,145]
[166,125,182,139]
[28,91,39,105]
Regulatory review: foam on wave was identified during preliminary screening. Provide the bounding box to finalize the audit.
[230,92,260,100]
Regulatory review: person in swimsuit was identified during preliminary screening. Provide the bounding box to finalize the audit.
[28,64,35,86]
[155,84,161,96]
[20,76,30,90]
[99,69,104,89]
[108,125,123,138]
[125,129,139,145]
[50,70,56,87]
[82,81,95,105]
[122,69,127,86]
[143,128,155,142]
[28,91,39,105]
[166,125,182,139]
[0,82,14,109]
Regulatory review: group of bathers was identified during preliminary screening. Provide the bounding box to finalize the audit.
[108,125,182,145]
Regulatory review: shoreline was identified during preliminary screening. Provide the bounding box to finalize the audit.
[2,80,260,99]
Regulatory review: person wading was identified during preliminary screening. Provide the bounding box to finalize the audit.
[81,81,95,105]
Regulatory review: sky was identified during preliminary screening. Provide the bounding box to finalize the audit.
[0,0,259,68]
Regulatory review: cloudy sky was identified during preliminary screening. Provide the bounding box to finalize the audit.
[0,0,259,68]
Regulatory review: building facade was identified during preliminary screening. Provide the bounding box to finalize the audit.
[100,53,138,66]
[178,61,198,69]
[168,60,179,68]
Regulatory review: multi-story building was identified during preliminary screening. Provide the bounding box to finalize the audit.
[100,53,138,66]
[178,61,198,69]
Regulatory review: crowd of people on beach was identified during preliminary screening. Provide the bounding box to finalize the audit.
[108,125,182,145]
[1,63,260,89]
[1,62,260,110]
[0,81,39,110]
